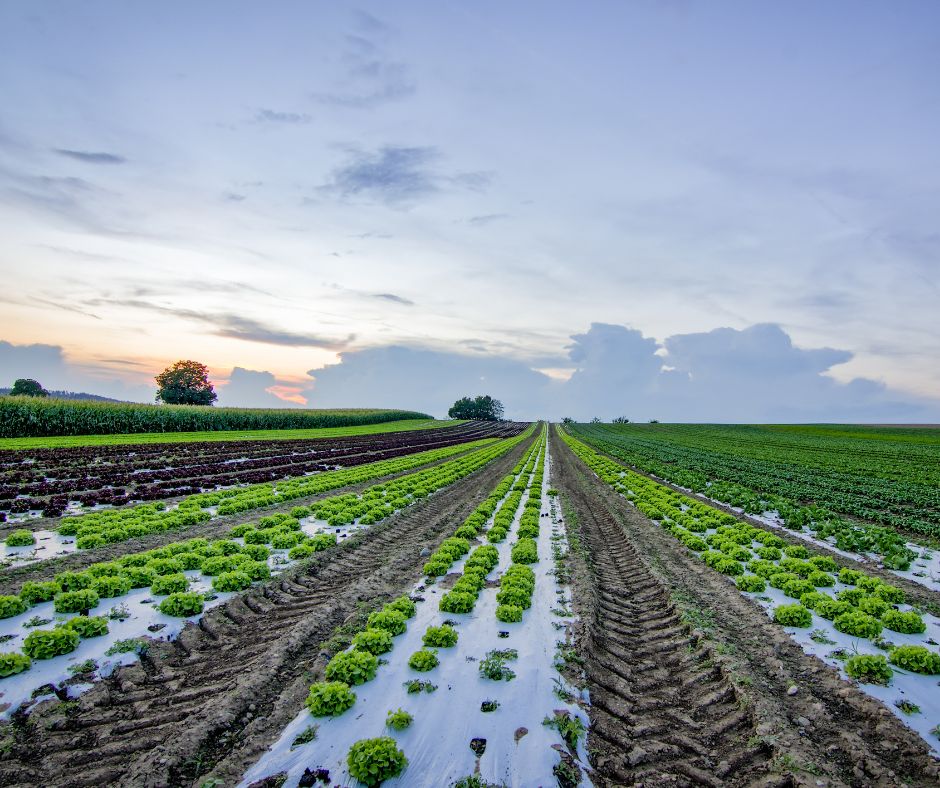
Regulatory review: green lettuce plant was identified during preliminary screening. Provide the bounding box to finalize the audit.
[407,649,439,672]
[833,610,882,639]
[62,615,109,638]
[151,573,189,596]
[888,645,940,675]
[212,570,252,592]
[773,604,812,627]
[352,628,394,655]
[422,625,458,648]
[5,530,35,547]
[367,610,407,635]
[0,595,28,619]
[347,736,407,786]
[159,591,204,617]
[305,680,356,716]
[386,708,413,731]
[23,627,80,659]
[325,649,378,685]
[53,589,99,614]
[881,610,926,634]
[845,654,892,684]
[0,652,31,677]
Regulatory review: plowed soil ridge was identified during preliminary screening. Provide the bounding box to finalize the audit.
[552,433,773,787]
[0,436,533,788]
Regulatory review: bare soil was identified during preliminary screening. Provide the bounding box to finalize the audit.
[549,427,940,788]
[0,435,533,787]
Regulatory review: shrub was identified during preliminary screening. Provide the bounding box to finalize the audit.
[347,737,407,787]
[422,625,458,648]
[22,627,79,659]
[386,708,413,731]
[352,628,394,655]
[5,530,35,547]
[213,571,252,592]
[773,604,812,627]
[0,595,29,619]
[845,654,892,684]
[408,649,439,672]
[62,615,109,638]
[735,575,766,592]
[386,595,417,619]
[159,592,204,617]
[439,591,475,614]
[367,610,407,636]
[94,575,132,598]
[19,580,59,604]
[874,584,904,604]
[0,652,31,677]
[833,611,882,639]
[54,589,99,614]
[151,573,189,596]
[888,645,940,675]
[881,610,925,634]
[496,604,524,623]
[305,680,356,717]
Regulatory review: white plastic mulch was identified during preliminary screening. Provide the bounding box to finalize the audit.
[240,442,593,788]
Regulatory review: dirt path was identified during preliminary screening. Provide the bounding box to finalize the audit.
[0,436,533,788]
[550,428,940,788]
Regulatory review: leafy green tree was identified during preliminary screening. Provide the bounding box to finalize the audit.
[561,417,575,425]
[10,378,49,397]
[448,395,504,421]
[155,360,217,406]
[612,416,630,424]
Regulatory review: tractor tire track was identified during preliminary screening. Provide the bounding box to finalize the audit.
[552,430,773,787]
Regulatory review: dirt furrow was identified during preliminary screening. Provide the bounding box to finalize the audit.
[551,428,940,788]
[0,435,533,788]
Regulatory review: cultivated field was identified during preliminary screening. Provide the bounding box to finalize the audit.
[0,419,938,787]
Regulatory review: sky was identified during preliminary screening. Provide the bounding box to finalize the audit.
[0,1,938,421]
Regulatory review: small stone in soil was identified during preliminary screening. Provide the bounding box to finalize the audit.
[147,623,167,633]
[787,685,799,696]
[515,727,528,742]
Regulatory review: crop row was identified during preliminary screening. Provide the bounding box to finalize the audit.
[571,423,935,564]
[559,428,940,686]
[0,396,431,439]
[287,430,547,783]
[37,437,502,551]
[0,422,520,520]
[0,428,536,687]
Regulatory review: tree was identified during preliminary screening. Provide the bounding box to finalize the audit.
[561,417,575,425]
[590,417,602,423]
[612,416,630,424]
[10,378,49,397]
[155,360,217,406]
[448,395,504,421]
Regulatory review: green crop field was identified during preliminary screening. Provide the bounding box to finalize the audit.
[0,397,432,440]
[570,422,940,551]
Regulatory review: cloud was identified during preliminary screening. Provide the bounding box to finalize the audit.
[312,17,416,109]
[85,299,353,350]
[372,293,414,306]
[323,146,439,203]
[222,191,246,202]
[0,340,153,401]
[302,323,940,423]
[307,346,554,420]
[216,367,307,408]
[52,149,126,164]
[467,213,509,226]
[254,109,311,124]
[322,146,491,205]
